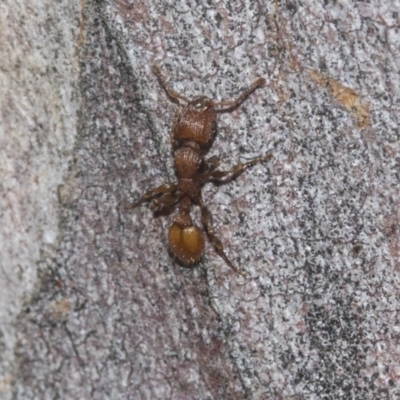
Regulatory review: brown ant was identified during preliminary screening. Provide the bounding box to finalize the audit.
[126,65,272,276]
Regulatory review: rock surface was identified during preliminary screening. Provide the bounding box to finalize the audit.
[1,0,399,399]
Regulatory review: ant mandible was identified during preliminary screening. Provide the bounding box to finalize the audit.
[127,65,272,276]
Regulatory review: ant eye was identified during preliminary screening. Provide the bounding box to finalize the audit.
[193,97,211,110]
[168,223,205,265]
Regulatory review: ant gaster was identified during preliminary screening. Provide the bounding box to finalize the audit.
[127,65,272,276]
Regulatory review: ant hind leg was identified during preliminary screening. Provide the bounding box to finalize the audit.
[150,192,182,216]
[199,199,247,277]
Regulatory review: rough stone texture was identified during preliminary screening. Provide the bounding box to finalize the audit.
[0,1,80,398]
[1,0,399,399]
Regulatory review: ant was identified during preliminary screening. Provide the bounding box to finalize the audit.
[126,65,272,276]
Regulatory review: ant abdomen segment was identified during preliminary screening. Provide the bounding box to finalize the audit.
[168,199,205,265]
[168,222,205,265]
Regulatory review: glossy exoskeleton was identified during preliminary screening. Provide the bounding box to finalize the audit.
[127,65,272,276]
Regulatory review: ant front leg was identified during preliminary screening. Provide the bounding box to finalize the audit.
[213,77,266,112]
[206,153,273,184]
[124,182,178,211]
[199,198,247,277]
[152,65,190,105]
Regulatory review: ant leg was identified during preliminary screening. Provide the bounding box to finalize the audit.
[124,183,178,210]
[205,155,222,170]
[198,156,223,183]
[153,65,190,105]
[202,155,222,176]
[213,77,266,112]
[149,192,182,214]
[199,199,247,277]
[207,153,273,183]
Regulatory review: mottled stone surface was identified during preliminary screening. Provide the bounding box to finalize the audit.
[1,0,400,399]
[0,1,79,398]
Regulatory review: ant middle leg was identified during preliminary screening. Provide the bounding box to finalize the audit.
[205,152,273,184]
[149,191,183,215]
[202,155,223,175]
[199,198,247,276]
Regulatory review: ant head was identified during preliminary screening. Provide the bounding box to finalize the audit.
[168,222,205,265]
[190,96,214,112]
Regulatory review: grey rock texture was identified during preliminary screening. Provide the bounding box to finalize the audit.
[1,0,399,399]
[0,0,80,397]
